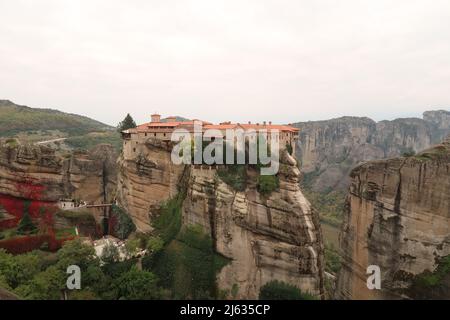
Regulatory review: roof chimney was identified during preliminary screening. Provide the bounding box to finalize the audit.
[269,121,272,125]
[248,121,251,124]
[151,114,161,123]
[263,121,266,125]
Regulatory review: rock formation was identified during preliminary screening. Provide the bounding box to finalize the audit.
[294,110,450,192]
[116,138,186,232]
[336,137,450,299]
[116,138,325,298]
[182,153,324,299]
[0,140,117,204]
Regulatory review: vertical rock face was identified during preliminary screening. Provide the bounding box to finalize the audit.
[336,138,450,299]
[116,137,325,298]
[0,142,117,203]
[116,138,186,232]
[294,111,450,192]
[181,153,324,299]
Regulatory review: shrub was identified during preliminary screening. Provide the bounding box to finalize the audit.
[401,148,416,157]
[114,266,161,300]
[217,165,247,192]
[101,243,120,264]
[257,175,279,195]
[259,280,316,300]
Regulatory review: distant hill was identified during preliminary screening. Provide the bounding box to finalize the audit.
[0,99,113,136]
[160,116,190,122]
[293,110,450,192]
[0,99,123,151]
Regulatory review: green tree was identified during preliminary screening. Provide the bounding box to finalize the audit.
[16,265,65,300]
[114,266,161,300]
[56,239,98,271]
[12,252,42,287]
[0,249,19,288]
[257,175,279,195]
[117,113,137,132]
[101,243,120,264]
[259,280,316,300]
[146,236,164,254]
[17,205,37,235]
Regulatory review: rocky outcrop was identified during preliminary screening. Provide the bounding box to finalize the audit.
[336,137,450,299]
[116,137,325,298]
[116,138,186,232]
[295,110,450,192]
[181,152,324,299]
[0,140,117,204]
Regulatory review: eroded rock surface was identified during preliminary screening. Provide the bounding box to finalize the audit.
[116,138,186,232]
[182,155,325,298]
[294,111,450,192]
[336,137,450,299]
[116,137,325,298]
[0,141,117,203]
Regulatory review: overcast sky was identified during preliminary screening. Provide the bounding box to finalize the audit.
[1,0,450,126]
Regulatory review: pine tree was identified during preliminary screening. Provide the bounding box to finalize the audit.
[117,113,137,132]
[17,211,37,235]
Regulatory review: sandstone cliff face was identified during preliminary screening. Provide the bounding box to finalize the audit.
[0,141,117,204]
[116,138,186,232]
[336,138,450,299]
[182,155,325,299]
[295,110,450,192]
[116,137,325,298]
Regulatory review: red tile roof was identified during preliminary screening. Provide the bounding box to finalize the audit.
[124,119,299,133]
